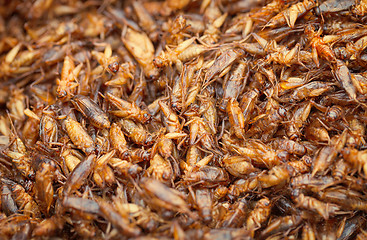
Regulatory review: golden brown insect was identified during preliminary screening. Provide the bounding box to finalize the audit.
[11,182,41,218]
[291,189,340,219]
[317,187,367,211]
[80,12,107,38]
[290,173,336,189]
[7,88,26,123]
[107,92,151,124]
[286,101,312,140]
[3,142,34,179]
[93,151,116,188]
[220,197,247,228]
[23,107,42,146]
[266,0,316,28]
[332,59,359,101]
[246,198,272,232]
[180,145,202,171]
[0,43,22,78]
[140,177,192,216]
[186,116,216,151]
[64,116,94,154]
[246,106,287,142]
[246,0,284,26]
[72,95,110,129]
[332,158,349,180]
[222,134,282,168]
[35,161,55,215]
[291,81,335,101]
[162,15,190,45]
[182,145,201,171]
[154,37,203,69]
[183,165,229,187]
[122,28,158,79]
[182,151,213,173]
[159,101,182,134]
[312,130,347,176]
[109,123,130,159]
[201,12,228,44]
[62,196,100,217]
[219,61,249,112]
[288,156,312,174]
[258,164,293,188]
[193,188,213,223]
[39,109,58,147]
[109,157,143,177]
[239,89,259,125]
[346,118,366,147]
[129,148,152,163]
[132,1,158,39]
[1,184,18,216]
[212,186,228,202]
[227,98,246,139]
[151,133,176,159]
[265,43,302,66]
[63,199,99,238]
[260,215,302,238]
[105,62,136,87]
[61,148,81,172]
[204,48,244,82]
[221,155,259,178]
[56,56,82,101]
[270,139,306,156]
[63,154,96,196]
[342,147,367,174]
[32,216,64,237]
[305,25,336,67]
[325,105,344,122]
[170,76,184,112]
[91,44,120,75]
[183,75,203,111]
[119,119,154,146]
[146,153,173,183]
[304,119,330,143]
[0,116,10,138]
[198,89,217,134]
[128,77,149,105]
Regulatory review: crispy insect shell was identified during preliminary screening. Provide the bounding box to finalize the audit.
[110,123,129,159]
[40,113,58,146]
[194,188,213,223]
[222,155,258,177]
[246,197,272,232]
[140,177,191,214]
[35,162,55,215]
[107,92,151,124]
[122,28,158,79]
[147,153,173,183]
[1,184,18,216]
[119,119,154,146]
[63,154,96,196]
[64,117,94,154]
[72,95,110,129]
[32,216,64,237]
[11,183,41,218]
[97,198,142,237]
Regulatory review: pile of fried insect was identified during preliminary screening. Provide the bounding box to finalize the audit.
[1,0,367,239]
